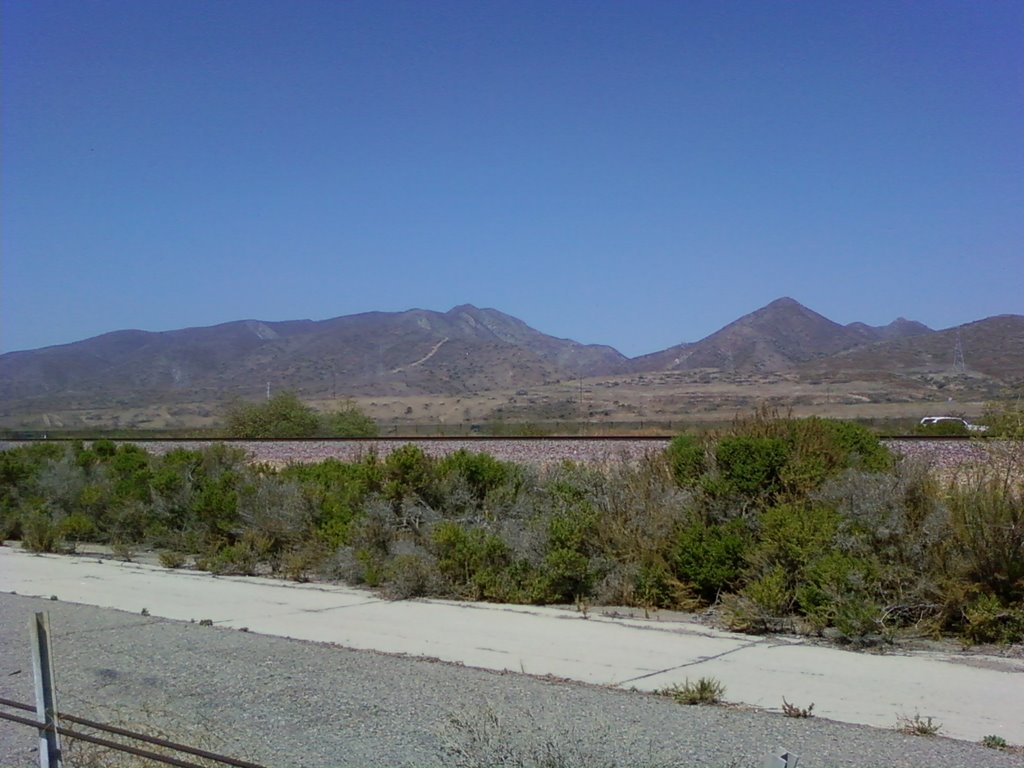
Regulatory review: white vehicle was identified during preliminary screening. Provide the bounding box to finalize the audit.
[919,416,989,432]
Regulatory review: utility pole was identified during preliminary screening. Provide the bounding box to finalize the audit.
[578,370,584,435]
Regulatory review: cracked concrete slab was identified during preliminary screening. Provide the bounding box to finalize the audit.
[2,547,1021,744]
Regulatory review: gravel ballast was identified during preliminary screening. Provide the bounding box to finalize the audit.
[0,437,1005,471]
[2,594,1022,768]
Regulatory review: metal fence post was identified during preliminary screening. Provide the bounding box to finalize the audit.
[30,612,62,768]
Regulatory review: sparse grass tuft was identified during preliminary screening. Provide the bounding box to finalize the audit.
[896,713,942,736]
[661,676,726,705]
[781,698,814,718]
[982,734,1009,750]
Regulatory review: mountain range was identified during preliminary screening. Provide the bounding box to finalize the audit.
[1,298,1021,420]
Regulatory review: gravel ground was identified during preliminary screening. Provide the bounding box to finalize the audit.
[2,594,1022,768]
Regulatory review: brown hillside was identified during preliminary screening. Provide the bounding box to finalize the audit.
[0,305,627,410]
[633,297,878,372]
[812,315,1024,381]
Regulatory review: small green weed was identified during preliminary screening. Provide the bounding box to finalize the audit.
[896,713,941,736]
[661,676,726,705]
[982,734,1008,750]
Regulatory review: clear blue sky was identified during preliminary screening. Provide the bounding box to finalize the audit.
[2,0,1021,357]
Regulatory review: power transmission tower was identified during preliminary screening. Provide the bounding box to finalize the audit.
[953,331,966,373]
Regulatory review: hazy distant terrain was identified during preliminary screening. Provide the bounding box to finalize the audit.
[1,298,1020,432]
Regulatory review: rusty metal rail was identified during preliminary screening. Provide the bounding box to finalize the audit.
[0,696,267,768]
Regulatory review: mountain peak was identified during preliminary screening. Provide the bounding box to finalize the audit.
[765,296,804,309]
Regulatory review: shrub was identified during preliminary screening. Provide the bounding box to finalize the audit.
[283,458,376,548]
[441,706,622,768]
[672,519,750,603]
[384,542,442,599]
[382,443,437,508]
[93,438,117,458]
[632,557,691,611]
[159,550,187,569]
[739,566,792,620]
[533,468,604,603]
[961,593,1024,644]
[224,391,320,438]
[237,476,313,571]
[665,434,705,487]
[281,540,330,583]
[108,444,153,504]
[437,449,515,512]
[946,471,1024,605]
[35,453,91,520]
[749,503,842,578]
[795,550,882,637]
[712,412,893,502]
[21,508,65,553]
[982,398,1024,438]
[431,521,516,600]
[779,418,892,495]
[712,435,788,501]
[200,532,271,576]
[320,401,378,437]
[60,513,97,546]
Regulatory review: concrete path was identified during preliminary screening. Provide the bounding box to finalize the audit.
[2,547,1022,744]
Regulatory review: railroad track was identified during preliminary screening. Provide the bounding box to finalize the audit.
[0,433,982,443]
[0,434,999,470]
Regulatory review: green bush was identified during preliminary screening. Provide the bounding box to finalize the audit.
[982,399,1024,438]
[60,512,97,545]
[534,469,604,603]
[437,449,514,510]
[749,503,841,576]
[796,550,882,636]
[742,565,792,617]
[21,507,65,553]
[735,503,885,634]
[779,418,891,496]
[712,435,788,500]
[283,458,377,548]
[382,444,437,508]
[633,556,690,610]
[200,532,271,575]
[672,519,750,603]
[961,592,1024,644]
[385,548,441,599]
[665,434,705,487]
[319,401,378,437]
[159,550,187,569]
[225,391,320,438]
[947,472,1024,604]
[431,521,516,600]
[108,444,153,504]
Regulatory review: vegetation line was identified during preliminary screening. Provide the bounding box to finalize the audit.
[3,404,1022,646]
